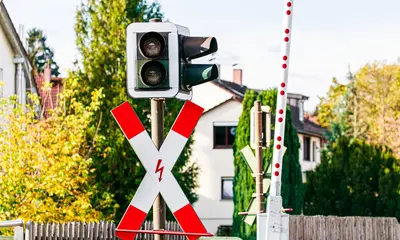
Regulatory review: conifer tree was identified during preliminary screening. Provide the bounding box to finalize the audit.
[304,136,400,221]
[27,28,60,77]
[232,89,303,240]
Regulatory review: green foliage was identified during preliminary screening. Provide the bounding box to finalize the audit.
[70,0,198,221]
[353,62,400,156]
[317,61,400,156]
[27,28,60,77]
[303,136,400,221]
[0,79,107,223]
[316,78,347,129]
[232,89,303,240]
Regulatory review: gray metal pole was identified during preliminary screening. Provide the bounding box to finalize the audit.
[151,98,166,240]
[254,100,264,213]
[149,17,165,240]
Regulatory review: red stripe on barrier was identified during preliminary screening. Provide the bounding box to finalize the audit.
[174,204,207,240]
[116,205,147,240]
[172,101,204,138]
[115,229,213,237]
[111,101,145,139]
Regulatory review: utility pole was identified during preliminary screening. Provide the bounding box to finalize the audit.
[150,18,166,240]
[254,100,264,213]
[151,98,166,240]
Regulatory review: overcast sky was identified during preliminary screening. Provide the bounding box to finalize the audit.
[4,0,400,112]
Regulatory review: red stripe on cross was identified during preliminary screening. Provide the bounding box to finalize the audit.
[174,204,207,240]
[172,101,204,138]
[116,205,147,240]
[111,101,145,140]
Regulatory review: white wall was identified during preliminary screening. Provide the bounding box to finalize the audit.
[298,133,321,182]
[189,82,325,232]
[190,100,243,234]
[0,24,16,97]
[191,82,233,112]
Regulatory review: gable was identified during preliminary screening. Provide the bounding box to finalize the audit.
[0,15,14,69]
[0,19,13,55]
[0,2,26,58]
[0,2,36,93]
[191,81,235,112]
[194,100,243,127]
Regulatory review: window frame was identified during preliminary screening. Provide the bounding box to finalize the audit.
[299,100,304,122]
[213,122,237,149]
[312,141,316,162]
[303,136,311,161]
[221,177,234,200]
[217,225,233,236]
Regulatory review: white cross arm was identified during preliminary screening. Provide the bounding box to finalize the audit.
[111,100,208,240]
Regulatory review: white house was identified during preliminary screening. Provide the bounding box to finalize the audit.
[0,1,37,107]
[189,68,326,235]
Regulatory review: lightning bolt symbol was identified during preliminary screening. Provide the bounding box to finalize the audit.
[155,159,164,182]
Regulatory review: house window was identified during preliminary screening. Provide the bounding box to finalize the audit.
[289,98,297,106]
[221,177,233,200]
[299,100,304,122]
[217,225,232,236]
[214,125,236,148]
[303,136,310,161]
[312,142,317,162]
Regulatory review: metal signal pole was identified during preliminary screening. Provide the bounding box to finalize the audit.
[150,18,166,240]
[151,98,166,240]
[254,101,264,213]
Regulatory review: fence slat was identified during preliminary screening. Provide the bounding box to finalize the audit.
[18,216,400,240]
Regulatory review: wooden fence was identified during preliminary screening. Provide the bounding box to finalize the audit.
[23,216,400,240]
[25,221,185,240]
[289,216,400,240]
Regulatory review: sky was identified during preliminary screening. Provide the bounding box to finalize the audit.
[4,0,400,112]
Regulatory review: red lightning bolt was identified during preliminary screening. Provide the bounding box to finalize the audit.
[155,159,164,182]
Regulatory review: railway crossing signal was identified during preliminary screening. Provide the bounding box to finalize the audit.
[111,100,212,240]
[250,106,272,149]
[118,0,297,236]
[126,22,219,100]
[239,145,288,225]
[239,145,272,225]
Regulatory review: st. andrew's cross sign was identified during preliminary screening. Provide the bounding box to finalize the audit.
[111,100,211,240]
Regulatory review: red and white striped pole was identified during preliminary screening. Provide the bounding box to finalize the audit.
[270,0,294,198]
[262,1,295,239]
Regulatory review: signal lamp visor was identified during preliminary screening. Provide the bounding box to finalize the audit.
[139,32,165,58]
[141,61,166,87]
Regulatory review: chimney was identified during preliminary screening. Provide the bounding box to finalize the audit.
[233,68,242,85]
[18,25,25,48]
[44,63,51,82]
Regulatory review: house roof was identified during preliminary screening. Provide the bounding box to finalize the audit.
[292,116,327,138]
[34,73,63,119]
[0,1,37,93]
[210,79,327,138]
[212,79,309,101]
[212,79,248,99]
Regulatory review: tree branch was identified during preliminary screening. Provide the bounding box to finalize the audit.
[85,111,102,160]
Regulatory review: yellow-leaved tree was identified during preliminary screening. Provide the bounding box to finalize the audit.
[316,61,400,156]
[0,76,110,223]
[354,62,400,156]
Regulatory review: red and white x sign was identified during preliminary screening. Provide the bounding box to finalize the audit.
[111,100,208,240]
